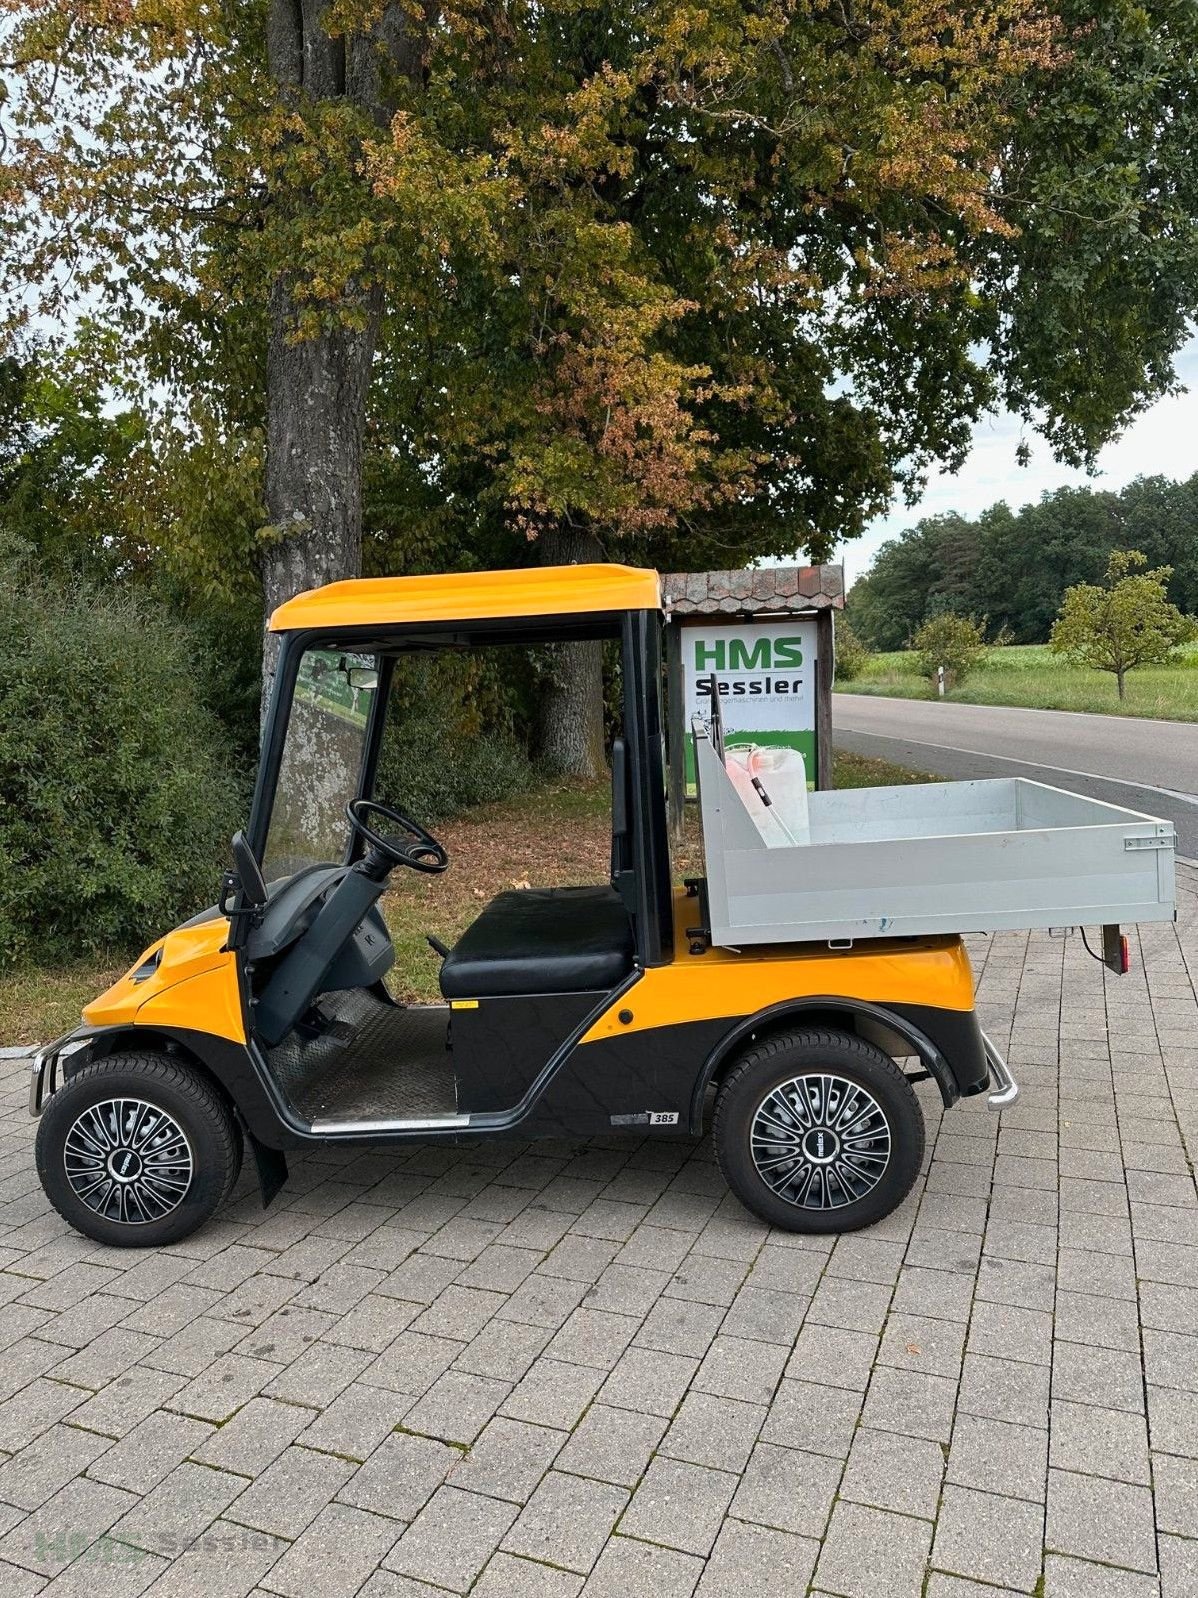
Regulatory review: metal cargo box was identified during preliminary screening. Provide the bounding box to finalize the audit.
[693,718,1177,947]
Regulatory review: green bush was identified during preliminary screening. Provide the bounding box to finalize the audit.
[912,613,988,687]
[833,616,870,681]
[0,553,245,964]
[376,653,535,822]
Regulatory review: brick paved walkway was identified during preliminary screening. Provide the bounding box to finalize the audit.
[1,868,1196,1597]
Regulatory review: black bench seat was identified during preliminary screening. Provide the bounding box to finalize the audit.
[438,886,635,1000]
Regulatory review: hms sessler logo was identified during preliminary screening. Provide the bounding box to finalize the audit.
[694,636,806,699]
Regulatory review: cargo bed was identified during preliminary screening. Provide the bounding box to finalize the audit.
[693,719,1177,948]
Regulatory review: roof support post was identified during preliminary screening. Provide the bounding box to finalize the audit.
[665,619,686,846]
[816,608,834,790]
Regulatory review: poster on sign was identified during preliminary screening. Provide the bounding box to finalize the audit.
[681,618,818,791]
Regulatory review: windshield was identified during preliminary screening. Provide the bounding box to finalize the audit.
[263,647,378,880]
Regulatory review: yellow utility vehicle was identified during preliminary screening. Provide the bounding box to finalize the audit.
[31,563,1081,1247]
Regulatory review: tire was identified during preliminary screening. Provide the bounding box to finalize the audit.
[36,1052,242,1248]
[713,1027,924,1234]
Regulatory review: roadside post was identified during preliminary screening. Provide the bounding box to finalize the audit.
[938,665,946,698]
[662,565,844,843]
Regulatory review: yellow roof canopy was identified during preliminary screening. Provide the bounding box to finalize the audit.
[269,563,662,633]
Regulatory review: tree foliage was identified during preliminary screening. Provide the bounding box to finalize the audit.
[1050,549,1196,699]
[848,473,1198,650]
[0,354,150,581]
[832,617,870,683]
[912,613,988,686]
[5,0,1198,585]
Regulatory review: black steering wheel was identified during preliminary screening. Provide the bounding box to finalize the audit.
[347,799,449,877]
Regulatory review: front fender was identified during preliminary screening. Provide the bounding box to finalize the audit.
[30,1020,291,1148]
[82,919,244,1044]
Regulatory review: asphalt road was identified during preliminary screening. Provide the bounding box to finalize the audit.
[833,693,1198,859]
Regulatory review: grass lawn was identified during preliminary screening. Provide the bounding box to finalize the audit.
[0,960,129,1052]
[0,747,932,1043]
[838,640,1198,720]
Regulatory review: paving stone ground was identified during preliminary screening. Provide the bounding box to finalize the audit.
[2,865,1197,1596]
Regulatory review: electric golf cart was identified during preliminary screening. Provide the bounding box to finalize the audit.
[29,564,1176,1246]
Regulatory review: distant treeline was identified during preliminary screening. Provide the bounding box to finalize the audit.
[847,475,1198,651]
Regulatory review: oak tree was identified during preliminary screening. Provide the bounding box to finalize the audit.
[5,2,1198,769]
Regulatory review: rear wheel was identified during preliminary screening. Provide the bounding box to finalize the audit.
[713,1027,924,1233]
[36,1052,242,1247]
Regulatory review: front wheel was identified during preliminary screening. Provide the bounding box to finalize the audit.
[35,1052,242,1247]
[713,1028,924,1233]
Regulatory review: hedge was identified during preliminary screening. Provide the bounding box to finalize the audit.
[376,651,534,822]
[0,556,245,963]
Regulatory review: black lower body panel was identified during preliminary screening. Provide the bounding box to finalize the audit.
[527,1019,726,1137]
[452,991,602,1114]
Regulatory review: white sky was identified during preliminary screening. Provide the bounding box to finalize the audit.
[833,331,1198,588]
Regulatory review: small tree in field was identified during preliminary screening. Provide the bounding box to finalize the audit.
[1050,551,1196,700]
[913,615,988,689]
[833,618,871,683]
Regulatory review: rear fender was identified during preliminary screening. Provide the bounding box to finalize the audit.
[690,996,974,1132]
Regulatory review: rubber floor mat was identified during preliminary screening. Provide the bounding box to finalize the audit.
[265,989,456,1122]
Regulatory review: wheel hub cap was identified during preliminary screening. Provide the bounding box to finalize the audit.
[750,1073,891,1210]
[63,1098,193,1225]
[106,1148,144,1182]
[800,1126,839,1163]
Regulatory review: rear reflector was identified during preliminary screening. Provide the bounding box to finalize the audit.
[1101,924,1132,975]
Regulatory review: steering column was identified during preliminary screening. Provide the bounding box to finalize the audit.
[253,803,449,1048]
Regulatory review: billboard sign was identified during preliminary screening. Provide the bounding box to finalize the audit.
[682,618,818,788]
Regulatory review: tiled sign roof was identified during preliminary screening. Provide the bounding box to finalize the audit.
[662,564,844,615]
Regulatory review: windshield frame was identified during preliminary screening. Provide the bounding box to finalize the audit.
[245,612,672,963]
[247,633,393,871]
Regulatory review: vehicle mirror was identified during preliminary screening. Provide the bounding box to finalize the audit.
[230,830,268,908]
[347,667,379,691]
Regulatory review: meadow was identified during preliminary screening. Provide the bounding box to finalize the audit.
[839,641,1198,720]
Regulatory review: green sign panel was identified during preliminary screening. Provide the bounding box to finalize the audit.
[682,618,818,789]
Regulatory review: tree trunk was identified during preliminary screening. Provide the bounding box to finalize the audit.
[534,526,608,779]
[1116,666,1126,700]
[260,0,423,713]
[261,284,379,704]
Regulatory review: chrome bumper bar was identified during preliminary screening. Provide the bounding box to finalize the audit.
[28,1032,90,1116]
[981,1030,1019,1110]
[29,1047,56,1116]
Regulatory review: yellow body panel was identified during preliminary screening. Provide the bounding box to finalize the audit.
[581,890,975,1043]
[134,965,246,1044]
[269,563,661,633]
[82,919,245,1045]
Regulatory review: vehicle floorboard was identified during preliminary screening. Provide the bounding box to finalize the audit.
[265,989,456,1122]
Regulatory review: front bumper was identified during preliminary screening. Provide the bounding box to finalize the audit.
[28,1030,92,1116]
[981,1030,1019,1110]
